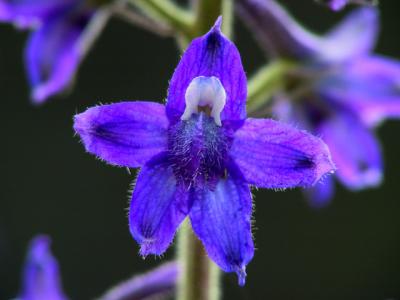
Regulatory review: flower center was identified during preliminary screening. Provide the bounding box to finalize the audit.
[168,113,231,188]
[181,76,226,126]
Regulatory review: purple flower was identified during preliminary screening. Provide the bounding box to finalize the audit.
[74,18,334,284]
[98,262,178,300]
[19,235,178,300]
[238,0,400,206]
[0,0,109,103]
[19,235,67,300]
[318,0,377,11]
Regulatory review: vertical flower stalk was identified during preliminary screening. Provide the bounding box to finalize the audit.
[177,222,220,300]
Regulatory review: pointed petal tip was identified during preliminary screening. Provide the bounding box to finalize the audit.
[313,142,336,186]
[31,234,52,251]
[236,265,247,286]
[211,16,223,33]
[73,111,89,135]
[31,86,50,105]
[139,238,160,257]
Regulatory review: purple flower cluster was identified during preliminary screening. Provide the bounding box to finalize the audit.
[74,18,335,284]
[0,0,108,103]
[239,0,400,206]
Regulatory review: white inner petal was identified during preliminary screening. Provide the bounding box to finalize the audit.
[181,76,226,126]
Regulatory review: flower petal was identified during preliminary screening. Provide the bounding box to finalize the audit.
[318,112,382,190]
[0,0,74,27]
[229,118,335,189]
[326,0,348,11]
[166,17,247,123]
[237,0,323,60]
[74,102,169,168]
[20,235,67,300]
[319,56,400,126]
[304,176,335,208]
[98,262,178,300]
[238,1,378,63]
[25,6,102,103]
[129,153,189,256]
[322,7,379,61]
[189,162,253,286]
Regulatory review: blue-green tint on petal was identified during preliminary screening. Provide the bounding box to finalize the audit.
[166,17,247,123]
[129,153,190,256]
[229,118,335,188]
[189,162,253,286]
[74,102,169,168]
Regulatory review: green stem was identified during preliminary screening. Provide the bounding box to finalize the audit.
[247,60,294,116]
[177,221,221,300]
[130,0,194,36]
[193,0,233,37]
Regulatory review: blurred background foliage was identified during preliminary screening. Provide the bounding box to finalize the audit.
[1,0,400,299]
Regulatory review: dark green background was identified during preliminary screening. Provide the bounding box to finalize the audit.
[1,1,400,299]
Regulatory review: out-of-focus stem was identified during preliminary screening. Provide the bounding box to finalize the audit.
[112,1,173,37]
[192,0,233,37]
[130,0,194,36]
[247,60,294,115]
[177,221,221,300]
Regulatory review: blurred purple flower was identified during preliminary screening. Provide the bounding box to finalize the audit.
[74,18,334,285]
[238,0,400,206]
[19,235,67,300]
[98,261,178,300]
[0,0,109,103]
[19,235,178,300]
[318,0,377,11]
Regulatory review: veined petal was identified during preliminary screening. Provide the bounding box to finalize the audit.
[25,6,108,103]
[0,0,75,27]
[189,162,253,286]
[230,118,335,189]
[318,112,382,190]
[304,176,335,208]
[74,102,169,168]
[129,153,189,256]
[319,56,400,126]
[20,235,67,300]
[166,17,247,123]
[321,7,379,61]
[237,0,323,60]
